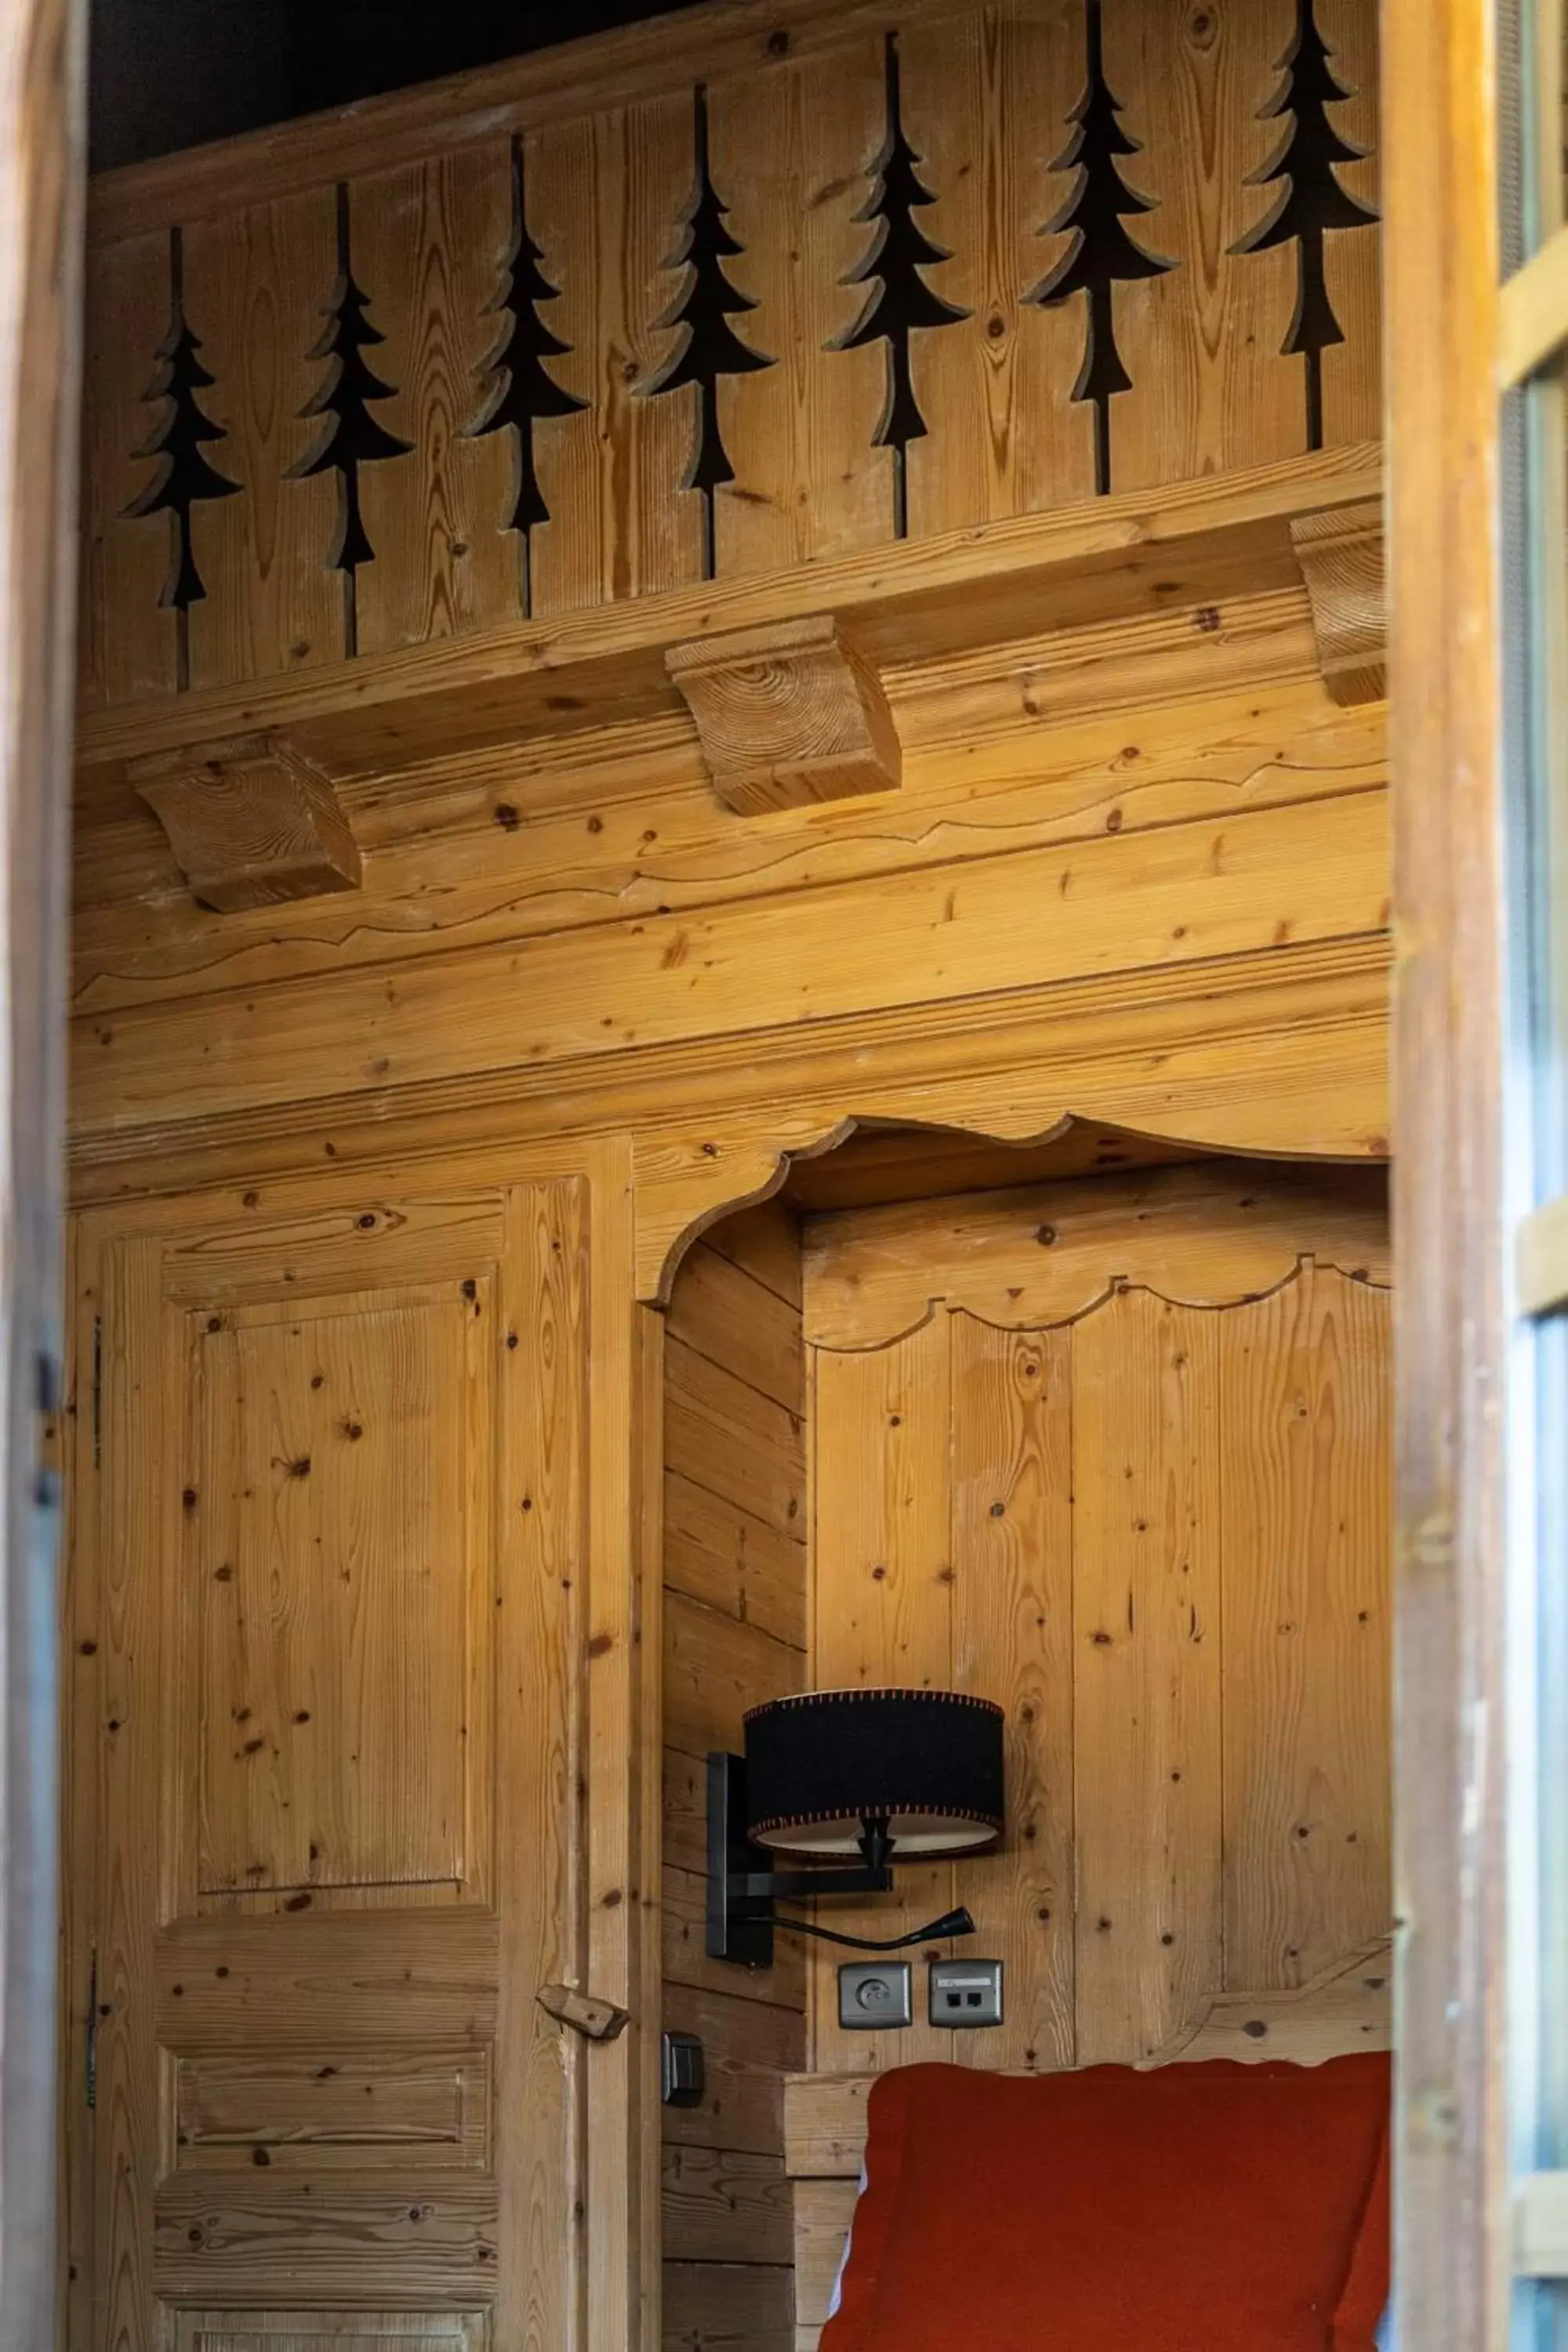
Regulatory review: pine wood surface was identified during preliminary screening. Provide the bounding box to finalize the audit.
[660,1215,805,2352]
[173,2314,488,2352]
[800,1167,1392,2082]
[79,0,1381,713]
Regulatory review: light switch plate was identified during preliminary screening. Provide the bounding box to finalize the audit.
[929,1957,1004,2027]
[838,1960,913,2029]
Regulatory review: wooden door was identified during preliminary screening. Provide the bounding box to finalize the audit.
[72,1177,589,2352]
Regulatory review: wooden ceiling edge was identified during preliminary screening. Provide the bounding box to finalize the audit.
[86,0,972,247]
[64,934,1394,1212]
[71,445,1384,800]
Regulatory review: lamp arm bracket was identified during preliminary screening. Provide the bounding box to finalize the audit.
[771,1904,976,1953]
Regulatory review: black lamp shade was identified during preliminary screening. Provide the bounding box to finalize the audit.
[742,1688,1005,1858]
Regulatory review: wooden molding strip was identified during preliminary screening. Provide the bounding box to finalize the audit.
[74,445,1381,793]
[130,731,361,911]
[1498,221,1568,389]
[1290,501,1385,706]
[666,615,901,813]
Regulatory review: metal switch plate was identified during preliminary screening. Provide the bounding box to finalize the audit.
[929,1957,1004,2027]
[837,1960,913,2030]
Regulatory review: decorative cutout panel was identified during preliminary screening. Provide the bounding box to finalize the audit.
[80,0,1381,711]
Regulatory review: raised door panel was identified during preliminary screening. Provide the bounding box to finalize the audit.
[88,1180,587,2352]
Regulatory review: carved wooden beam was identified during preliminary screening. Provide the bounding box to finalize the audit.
[665,613,902,815]
[129,731,362,912]
[1289,499,1385,706]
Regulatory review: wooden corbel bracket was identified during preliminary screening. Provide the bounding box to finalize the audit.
[129,729,363,912]
[1289,499,1385,706]
[665,612,902,815]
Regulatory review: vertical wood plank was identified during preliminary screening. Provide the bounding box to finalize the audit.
[1102,0,1301,495]
[351,145,517,656]
[495,1179,588,2352]
[182,188,342,689]
[514,115,604,619]
[1316,0,1382,448]
[949,1314,1075,2071]
[902,1,1094,535]
[810,1319,954,2072]
[82,231,179,706]
[1071,1290,1222,2063]
[709,36,894,576]
[1221,1265,1392,1988]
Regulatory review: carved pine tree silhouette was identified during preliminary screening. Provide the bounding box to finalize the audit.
[833,31,968,539]
[293,183,413,654]
[467,136,586,615]
[1025,0,1171,497]
[122,225,241,688]
[642,83,772,580]
[1231,0,1378,450]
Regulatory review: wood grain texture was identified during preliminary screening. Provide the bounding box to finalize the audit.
[666,617,902,814]
[130,731,362,911]
[350,147,517,655]
[174,2313,488,2352]
[1291,500,1385,706]
[181,188,342,691]
[661,2259,793,2352]
[81,230,179,706]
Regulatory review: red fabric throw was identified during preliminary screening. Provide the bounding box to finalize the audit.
[820,2054,1390,2352]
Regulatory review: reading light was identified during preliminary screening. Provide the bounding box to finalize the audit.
[706,1688,1006,1967]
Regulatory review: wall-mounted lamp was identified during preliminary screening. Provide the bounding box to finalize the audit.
[706,1688,1005,1967]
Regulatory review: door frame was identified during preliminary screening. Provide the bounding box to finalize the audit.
[0,0,85,2343]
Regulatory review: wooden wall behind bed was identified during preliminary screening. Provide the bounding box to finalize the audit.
[801,1158,1394,2076]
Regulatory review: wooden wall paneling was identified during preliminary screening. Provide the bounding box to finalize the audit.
[662,1858,806,2010]
[949,1315,1076,2069]
[349,147,518,656]
[69,788,1391,1139]
[661,2145,793,2265]
[174,2313,488,2351]
[514,113,612,620]
[1070,1290,1223,2064]
[809,1320,956,2071]
[698,1200,804,1313]
[192,1287,481,1905]
[707,36,893,575]
[596,93,710,603]
[802,1160,1390,1348]
[496,1181,588,2352]
[662,2259,793,2352]
[180,189,343,691]
[61,1225,96,2352]
[901,1,1094,535]
[664,1590,802,1759]
[82,232,180,706]
[1102,0,1301,497]
[1220,1264,1392,1989]
[664,1339,806,1541]
[1314,0,1381,448]
[665,1243,804,1414]
[663,1472,807,1648]
[659,1984,803,2157]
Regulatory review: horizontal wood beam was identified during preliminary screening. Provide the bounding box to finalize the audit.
[74,445,1382,808]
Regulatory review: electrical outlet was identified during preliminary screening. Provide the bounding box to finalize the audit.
[928,1957,1004,2027]
[838,1960,913,2029]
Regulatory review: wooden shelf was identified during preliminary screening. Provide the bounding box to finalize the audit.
[74,443,1381,800]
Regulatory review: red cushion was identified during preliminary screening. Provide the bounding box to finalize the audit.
[821,2054,1389,2352]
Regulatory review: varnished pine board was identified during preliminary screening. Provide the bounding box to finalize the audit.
[661,2260,793,2352]
[666,1243,805,1413]
[710,37,893,575]
[181,189,343,690]
[792,2179,860,2332]
[902,3,1093,533]
[664,1471,808,1648]
[81,232,179,706]
[72,441,1382,775]
[803,1159,1391,1345]
[659,1984,804,2156]
[661,2146,794,2265]
[949,1316,1075,2070]
[70,789,1391,1137]
[663,1589,804,1759]
[698,1200,804,1313]
[73,658,1383,1023]
[350,149,518,655]
[664,1340,807,1541]
[1219,1266,1392,1986]
[1069,1290,1224,2063]
[809,1321,956,2071]
[175,2310,488,2350]
[153,2177,500,2301]
[662,1864,807,2009]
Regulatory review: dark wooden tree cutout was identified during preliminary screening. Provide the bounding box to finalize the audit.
[832,31,969,539]
[1230,0,1379,451]
[467,135,587,617]
[292,181,414,656]
[642,83,773,581]
[1025,0,1171,498]
[122,224,241,691]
